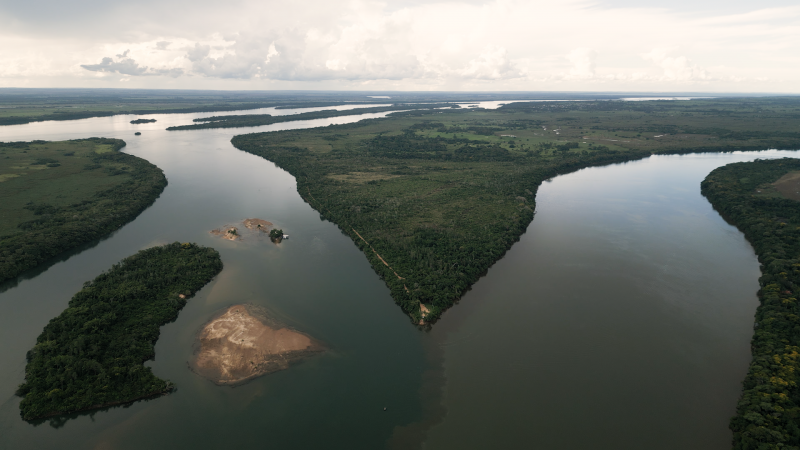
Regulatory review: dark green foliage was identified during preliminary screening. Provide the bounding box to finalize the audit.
[0,138,167,283]
[130,118,156,124]
[269,228,283,239]
[16,242,223,420]
[702,159,800,449]
[231,117,649,324]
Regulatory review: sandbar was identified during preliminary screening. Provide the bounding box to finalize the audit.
[190,304,325,385]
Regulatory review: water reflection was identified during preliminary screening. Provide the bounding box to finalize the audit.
[0,104,796,449]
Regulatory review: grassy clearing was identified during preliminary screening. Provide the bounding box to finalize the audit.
[0,138,167,283]
[0,140,133,237]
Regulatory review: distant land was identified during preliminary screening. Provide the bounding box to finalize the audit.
[0,88,777,126]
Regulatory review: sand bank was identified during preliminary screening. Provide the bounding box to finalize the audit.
[211,218,276,242]
[190,304,324,385]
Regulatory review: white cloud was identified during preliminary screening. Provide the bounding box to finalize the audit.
[642,49,712,82]
[567,48,597,79]
[0,0,798,91]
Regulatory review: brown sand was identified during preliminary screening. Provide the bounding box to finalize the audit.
[774,171,800,202]
[419,303,430,325]
[210,227,240,241]
[243,218,273,231]
[190,304,325,385]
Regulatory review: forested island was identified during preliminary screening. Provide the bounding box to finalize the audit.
[166,104,459,130]
[16,242,223,420]
[0,138,167,284]
[130,118,156,124]
[702,159,800,449]
[231,97,800,324]
[0,88,542,126]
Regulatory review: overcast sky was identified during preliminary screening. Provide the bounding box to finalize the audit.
[1,0,798,92]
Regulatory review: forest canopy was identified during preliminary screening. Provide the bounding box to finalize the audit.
[16,242,223,421]
[702,158,800,449]
[231,98,800,324]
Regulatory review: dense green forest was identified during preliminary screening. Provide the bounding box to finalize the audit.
[166,104,459,130]
[16,242,223,420]
[0,138,167,284]
[231,98,800,324]
[702,159,800,450]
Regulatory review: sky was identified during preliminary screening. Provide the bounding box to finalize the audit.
[0,0,798,92]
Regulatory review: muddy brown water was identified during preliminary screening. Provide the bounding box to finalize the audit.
[0,107,798,449]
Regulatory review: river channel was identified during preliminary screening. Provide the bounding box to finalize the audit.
[0,105,795,449]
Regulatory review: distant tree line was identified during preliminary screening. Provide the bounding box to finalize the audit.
[166,104,460,131]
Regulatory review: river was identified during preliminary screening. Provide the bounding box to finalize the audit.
[0,106,795,449]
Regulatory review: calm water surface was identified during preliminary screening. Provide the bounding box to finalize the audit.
[0,108,794,449]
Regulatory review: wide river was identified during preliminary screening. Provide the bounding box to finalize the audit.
[0,104,795,449]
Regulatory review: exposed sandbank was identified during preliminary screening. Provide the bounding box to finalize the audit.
[190,304,324,385]
[211,218,276,242]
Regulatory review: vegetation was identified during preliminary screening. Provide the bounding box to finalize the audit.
[1,88,548,126]
[166,104,460,130]
[702,159,800,449]
[0,138,167,284]
[130,118,156,124]
[231,97,800,324]
[16,242,223,420]
[269,228,284,243]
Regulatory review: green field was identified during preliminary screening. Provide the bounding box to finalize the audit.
[0,138,167,283]
[231,97,800,323]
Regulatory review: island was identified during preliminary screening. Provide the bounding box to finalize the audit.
[166,104,458,130]
[0,138,167,284]
[211,218,279,242]
[130,118,157,124]
[211,226,240,240]
[269,228,284,243]
[189,304,325,385]
[16,242,223,421]
[702,158,800,450]
[231,97,800,324]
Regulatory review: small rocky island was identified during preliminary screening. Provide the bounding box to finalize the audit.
[211,226,240,240]
[211,218,284,242]
[189,304,325,385]
[130,118,157,124]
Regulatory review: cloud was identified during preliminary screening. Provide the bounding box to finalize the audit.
[458,47,520,80]
[185,43,210,62]
[81,50,183,77]
[2,0,798,91]
[642,49,712,81]
[81,51,149,76]
[567,48,597,79]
